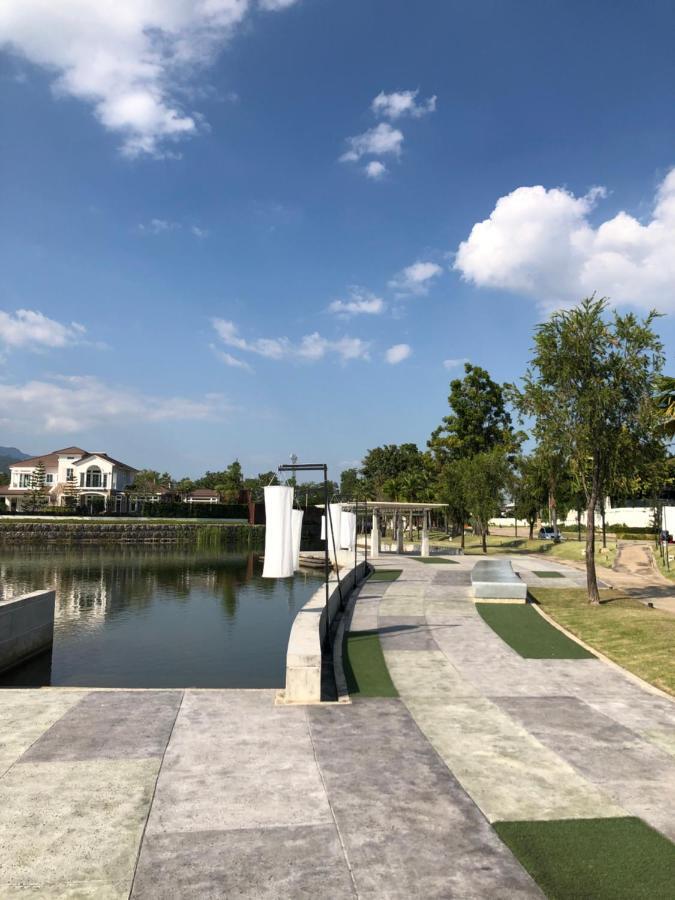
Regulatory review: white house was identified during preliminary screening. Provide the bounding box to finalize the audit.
[0,446,137,513]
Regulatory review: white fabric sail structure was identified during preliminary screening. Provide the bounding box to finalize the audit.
[320,515,326,540]
[340,511,357,550]
[291,509,304,571]
[325,503,342,563]
[262,485,294,578]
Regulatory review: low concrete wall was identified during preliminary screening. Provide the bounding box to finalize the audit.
[471,560,527,602]
[283,560,368,704]
[0,589,55,673]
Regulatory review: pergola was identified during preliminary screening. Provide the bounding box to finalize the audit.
[339,500,447,557]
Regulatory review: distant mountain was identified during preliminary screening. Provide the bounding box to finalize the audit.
[0,446,31,475]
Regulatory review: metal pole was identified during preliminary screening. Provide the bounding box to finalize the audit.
[354,497,358,572]
[323,465,330,619]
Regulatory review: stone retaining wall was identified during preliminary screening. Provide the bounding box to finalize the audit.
[0,522,265,545]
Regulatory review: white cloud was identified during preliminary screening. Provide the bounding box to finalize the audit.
[190,225,209,239]
[0,0,299,158]
[454,169,675,311]
[364,160,387,180]
[328,288,385,318]
[0,375,231,433]
[138,219,208,237]
[443,357,468,369]
[210,345,253,371]
[0,309,86,352]
[385,343,411,365]
[212,319,370,363]
[340,123,403,163]
[371,89,436,120]
[389,261,443,296]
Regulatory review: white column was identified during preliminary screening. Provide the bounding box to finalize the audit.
[396,512,404,553]
[421,510,429,557]
[371,512,380,557]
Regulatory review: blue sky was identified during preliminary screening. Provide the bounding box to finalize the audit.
[1,0,674,478]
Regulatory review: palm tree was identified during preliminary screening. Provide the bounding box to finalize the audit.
[656,376,675,437]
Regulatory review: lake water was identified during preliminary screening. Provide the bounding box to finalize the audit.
[0,544,322,689]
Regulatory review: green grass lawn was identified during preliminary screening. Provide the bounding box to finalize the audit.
[532,570,565,578]
[343,630,398,697]
[476,603,594,659]
[367,568,403,582]
[494,817,675,900]
[413,557,458,564]
[530,586,675,697]
[424,531,619,568]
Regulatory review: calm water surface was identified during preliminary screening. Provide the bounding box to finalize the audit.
[0,544,321,688]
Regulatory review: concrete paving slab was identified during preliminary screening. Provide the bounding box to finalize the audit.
[146,691,332,834]
[308,700,541,899]
[0,759,158,893]
[0,690,89,776]
[378,596,426,616]
[20,691,182,762]
[131,825,355,899]
[384,650,480,701]
[0,882,128,898]
[377,617,438,650]
[404,697,623,823]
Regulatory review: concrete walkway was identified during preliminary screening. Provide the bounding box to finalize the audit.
[1,554,674,896]
[362,554,675,841]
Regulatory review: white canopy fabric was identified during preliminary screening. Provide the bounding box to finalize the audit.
[340,511,356,550]
[262,485,294,578]
[326,503,342,562]
[291,509,304,571]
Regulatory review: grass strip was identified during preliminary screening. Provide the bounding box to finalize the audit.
[368,568,402,582]
[476,603,594,659]
[494,817,675,900]
[343,630,398,697]
[532,570,564,578]
[530,586,675,696]
[414,557,458,564]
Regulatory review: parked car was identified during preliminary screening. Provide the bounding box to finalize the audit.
[538,525,565,542]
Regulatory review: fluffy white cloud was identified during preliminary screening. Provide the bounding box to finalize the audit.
[0,375,231,433]
[389,261,443,296]
[340,123,403,164]
[454,169,675,311]
[385,343,411,365]
[0,309,86,351]
[371,89,436,120]
[364,160,387,180]
[328,288,385,318]
[0,0,299,157]
[212,319,370,363]
[138,219,209,237]
[210,346,253,371]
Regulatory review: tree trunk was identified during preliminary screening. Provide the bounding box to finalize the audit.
[482,524,487,554]
[601,502,607,549]
[586,462,601,605]
[528,518,535,540]
[461,522,465,550]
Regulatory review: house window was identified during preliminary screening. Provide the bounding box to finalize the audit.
[80,473,84,486]
[45,474,54,484]
[19,473,31,488]
[66,468,74,480]
[85,466,102,488]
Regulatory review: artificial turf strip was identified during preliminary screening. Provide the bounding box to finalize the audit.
[533,570,564,578]
[343,630,398,697]
[368,569,403,582]
[494,817,675,900]
[414,557,458,564]
[476,603,595,659]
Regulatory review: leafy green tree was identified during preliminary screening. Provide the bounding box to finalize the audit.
[133,470,173,491]
[519,297,664,604]
[361,443,427,499]
[462,449,511,553]
[435,457,471,548]
[429,363,520,462]
[340,467,363,500]
[512,454,549,539]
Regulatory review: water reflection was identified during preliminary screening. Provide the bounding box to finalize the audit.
[0,545,321,689]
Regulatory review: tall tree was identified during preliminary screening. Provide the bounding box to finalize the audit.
[519,297,664,604]
[27,460,48,512]
[462,449,512,553]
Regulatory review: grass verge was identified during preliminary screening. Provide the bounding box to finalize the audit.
[343,630,398,697]
[476,603,594,659]
[368,568,402,582]
[494,817,675,900]
[413,557,458,565]
[529,586,675,696]
[532,570,564,578]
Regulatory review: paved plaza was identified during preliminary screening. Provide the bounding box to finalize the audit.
[1,554,674,897]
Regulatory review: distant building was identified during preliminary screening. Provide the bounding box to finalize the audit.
[185,488,222,505]
[0,447,137,513]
